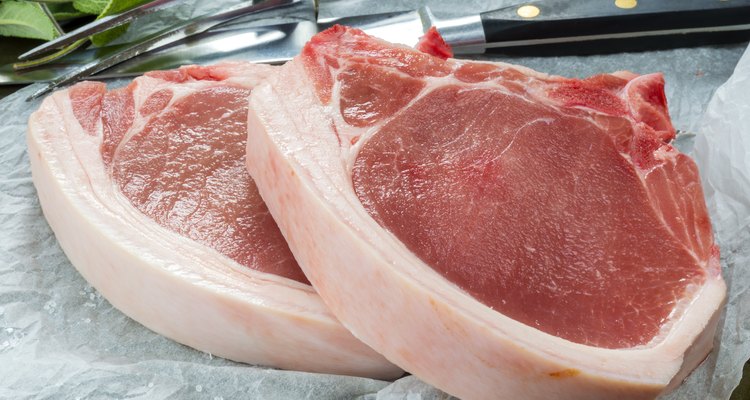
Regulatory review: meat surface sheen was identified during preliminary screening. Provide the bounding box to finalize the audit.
[302,26,717,349]
[106,84,307,283]
[245,26,726,399]
[28,61,401,378]
[353,87,701,348]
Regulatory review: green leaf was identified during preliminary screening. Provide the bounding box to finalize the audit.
[0,0,59,40]
[90,0,150,47]
[101,0,150,15]
[14,37,87,70]
[90,23,125,46]
[72,0,108,15]
[47,2,88,21]
[25,0,76,3]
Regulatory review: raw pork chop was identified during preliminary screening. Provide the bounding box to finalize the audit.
[27,62,400,378]
[245,26,726,399]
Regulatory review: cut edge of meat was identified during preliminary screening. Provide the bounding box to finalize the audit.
[27,63,402,379]
[416,26,453,60]
[246,41,727,399]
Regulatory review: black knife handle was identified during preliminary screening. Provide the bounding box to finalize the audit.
[480,0,750,46]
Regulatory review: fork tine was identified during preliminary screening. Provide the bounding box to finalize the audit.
[27,0,304,101]
[18,0,184,61]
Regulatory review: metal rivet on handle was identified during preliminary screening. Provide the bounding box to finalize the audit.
[615,0,638,9]
[517,5,541,18]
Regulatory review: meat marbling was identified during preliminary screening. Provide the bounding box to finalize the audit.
[245,26,726,399]
[27,61,401,378]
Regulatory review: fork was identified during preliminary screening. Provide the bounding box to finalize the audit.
[26,0,306,101]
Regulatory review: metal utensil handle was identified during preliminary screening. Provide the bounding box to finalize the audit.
[28,0,302,100]
[19,0,185,60]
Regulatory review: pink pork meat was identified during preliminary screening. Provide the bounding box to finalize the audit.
[27,61,401,378]
[245,26,726,399]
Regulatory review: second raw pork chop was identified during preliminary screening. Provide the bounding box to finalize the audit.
[27,62,400,378]
[246,26,726,399]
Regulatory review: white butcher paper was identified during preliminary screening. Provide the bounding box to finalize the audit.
[1,5,750,400]
[664,44,750,400]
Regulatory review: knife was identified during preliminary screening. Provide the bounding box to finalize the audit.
[6,0,750,88]
[324,0,750,54]
[473,0,750,53]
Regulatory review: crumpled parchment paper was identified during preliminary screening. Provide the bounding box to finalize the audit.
[1,1,748,399]
[666,45,750,400]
